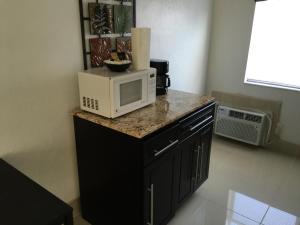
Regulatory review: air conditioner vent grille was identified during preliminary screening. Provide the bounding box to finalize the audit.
[215,118,258,144]
[214,105,267,146]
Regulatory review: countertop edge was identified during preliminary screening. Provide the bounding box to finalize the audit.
[72,90,215,139]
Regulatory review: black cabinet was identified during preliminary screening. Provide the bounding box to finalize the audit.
[175,120,214,208]
[144,146,177,225]
[73,102,215,225]
[193,121,213,192]
[176,131,199,205]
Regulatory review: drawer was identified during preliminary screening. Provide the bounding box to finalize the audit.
[179,103,215,140]
[143,125,179,166]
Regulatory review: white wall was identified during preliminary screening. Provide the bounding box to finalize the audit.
[137,0,213,95]
[207,0,300,145]
[0,1,82,202]
[0,0,213,203]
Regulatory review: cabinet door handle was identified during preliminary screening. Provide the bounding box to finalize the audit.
[154,140,179,157]
[190,116,213,132]
[147,184,154,225]
[194,145,201,186]
[198,143,205,181]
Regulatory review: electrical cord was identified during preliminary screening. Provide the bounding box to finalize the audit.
[265,113,273,145]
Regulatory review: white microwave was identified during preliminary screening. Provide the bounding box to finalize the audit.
[78,67,156,118]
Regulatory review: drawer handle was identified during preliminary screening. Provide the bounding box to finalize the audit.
[154,140,179,157]
[190,116,213,132]
[179,103,215,124]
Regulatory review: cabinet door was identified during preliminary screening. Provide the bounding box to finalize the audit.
[176,131,201,205]
[194,121,213,190]
[144,147,177,225]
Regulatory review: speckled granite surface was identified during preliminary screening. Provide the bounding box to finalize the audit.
[73,89,215,139]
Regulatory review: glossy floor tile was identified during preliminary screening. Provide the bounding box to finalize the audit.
[74,136,300,225]
[262,207,300,225]
[167,191,261,225]
[226,190,269,223]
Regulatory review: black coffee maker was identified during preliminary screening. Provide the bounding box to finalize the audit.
[150,59,171,95]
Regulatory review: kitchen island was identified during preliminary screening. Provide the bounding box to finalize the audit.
[73,90,215,225]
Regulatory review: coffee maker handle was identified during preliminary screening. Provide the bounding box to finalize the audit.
[167,77,171,87]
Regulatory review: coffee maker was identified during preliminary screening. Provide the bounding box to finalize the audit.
[150,59,171,95]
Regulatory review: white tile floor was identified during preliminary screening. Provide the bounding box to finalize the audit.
[75,136,300,225]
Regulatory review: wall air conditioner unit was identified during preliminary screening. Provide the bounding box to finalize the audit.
[214,105,271,146]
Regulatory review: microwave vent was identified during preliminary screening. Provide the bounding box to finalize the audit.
[82,97,99,111]
[87,98,90,108]
[95,100,99,110]
[83,97,87,107]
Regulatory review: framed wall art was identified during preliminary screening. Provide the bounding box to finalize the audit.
[79,0,136,69]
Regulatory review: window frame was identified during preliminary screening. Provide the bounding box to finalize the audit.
[244,78,300,92]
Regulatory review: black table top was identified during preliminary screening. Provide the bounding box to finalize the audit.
[0,159,72,225]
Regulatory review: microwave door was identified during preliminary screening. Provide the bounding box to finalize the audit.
[120,79,143,106]
[113,75,147,116]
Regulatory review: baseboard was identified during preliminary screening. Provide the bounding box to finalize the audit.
[267,139,300,157]
[213,135,300,157]
[69,198,81,218]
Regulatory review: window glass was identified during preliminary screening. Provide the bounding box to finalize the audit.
[245,0,300,91]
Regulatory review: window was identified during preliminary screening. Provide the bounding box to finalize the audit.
[245,0,300,91]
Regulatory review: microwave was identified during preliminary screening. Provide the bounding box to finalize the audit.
[78,67,156,118]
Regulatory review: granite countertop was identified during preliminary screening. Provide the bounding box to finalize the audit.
[73,89,215,139]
